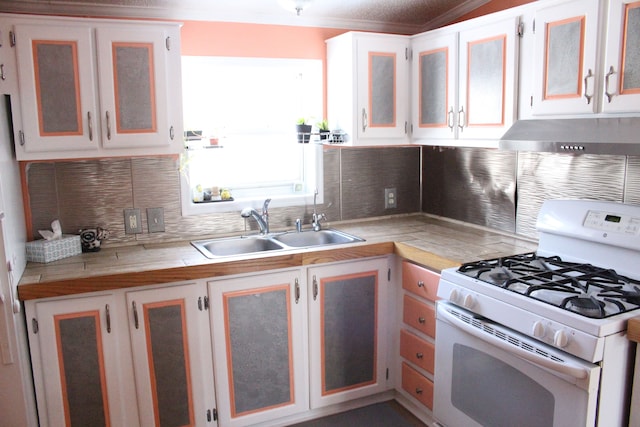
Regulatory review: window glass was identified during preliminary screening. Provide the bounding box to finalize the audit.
[180,57,323,215]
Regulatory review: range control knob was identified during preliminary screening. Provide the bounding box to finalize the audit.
[532,321,546,338]
[553,330,569,348]
[449,289,460,304]
[463,294,475,309]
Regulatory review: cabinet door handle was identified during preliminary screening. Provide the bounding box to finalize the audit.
[457,106,465,131]
[106,111,112,140]
[0,64,5,81]
[584,69,594,105]
[417,280,424,288]
[362,108,368,132]
[416,352,424,359]
[418,316,426,324]
[313,275,318,301]
[105,304,111,333]
[87,111,93,141]
[132,301,139,329]
[295,278,300,304]
[604,66,616,103]
[169,125,175,140]
[447,107,454,131]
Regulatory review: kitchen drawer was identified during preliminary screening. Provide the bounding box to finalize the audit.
[400,329,435,375]
[402,261,439,302]
[401,362,434,410]
[403,295,436,338]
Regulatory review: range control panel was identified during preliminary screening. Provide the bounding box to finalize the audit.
[583,210,640,235]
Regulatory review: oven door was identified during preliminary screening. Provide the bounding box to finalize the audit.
[434,301,601,427]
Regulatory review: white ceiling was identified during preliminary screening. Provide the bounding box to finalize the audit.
[0,0,492,34]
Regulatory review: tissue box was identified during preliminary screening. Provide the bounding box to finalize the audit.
[26,235,82,263]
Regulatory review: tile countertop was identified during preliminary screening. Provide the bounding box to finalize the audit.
[17,214,538,301]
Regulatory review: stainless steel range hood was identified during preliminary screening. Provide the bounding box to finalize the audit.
[499,117,640,155]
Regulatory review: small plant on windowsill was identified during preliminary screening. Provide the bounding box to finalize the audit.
[316,119,330,141]
[296,118,312,143]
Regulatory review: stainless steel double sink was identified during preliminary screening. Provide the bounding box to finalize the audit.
[191,229,365,258]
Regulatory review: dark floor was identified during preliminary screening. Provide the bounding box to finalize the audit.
[288,400,427,427]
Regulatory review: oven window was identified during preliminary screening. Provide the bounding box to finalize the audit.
[452,343,555,427]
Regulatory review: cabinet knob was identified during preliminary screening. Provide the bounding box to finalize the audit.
[415,387,423,395]
[416,352,424,359]
[418,316,426,324]
[417,280,424,288]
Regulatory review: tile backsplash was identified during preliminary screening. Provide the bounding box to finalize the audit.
[25,146,422,245]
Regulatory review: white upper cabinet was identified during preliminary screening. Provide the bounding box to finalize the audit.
[327,32,410,146]
[530,0,601,115]
[601,0,640,113]
[527,0,640,116]
[11,15,183,160]
[411,15,520,145]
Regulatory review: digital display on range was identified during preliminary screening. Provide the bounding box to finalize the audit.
[605,214,621,223]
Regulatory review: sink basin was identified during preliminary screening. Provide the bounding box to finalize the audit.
[192,229,364,258]
[192,236,285,258]
[272,229,364,248]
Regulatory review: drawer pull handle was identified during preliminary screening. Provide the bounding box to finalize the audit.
[415,387,423,395]
[416,352,424,359]
[417,280,424,288]
[418,316,426,324]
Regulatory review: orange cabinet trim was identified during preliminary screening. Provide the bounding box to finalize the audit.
[222,284,295,418]
[543,16,586,100]
[368,51,397,128]
[418,47,450,129]
[621,2,640,95]
[320,270,378,396]
[466,34,507,127]
[112,42,158,134]
[32,40,83,138]
[54,310,111,427]
[143,299,195,426]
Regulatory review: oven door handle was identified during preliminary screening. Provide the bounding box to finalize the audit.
[439,307,589,379]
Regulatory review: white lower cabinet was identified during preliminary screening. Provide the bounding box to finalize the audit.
[26,292,139,427]
[208,270,308,427]
[26,281,216,427]
[26,256,392,427]
[308,258,391,409]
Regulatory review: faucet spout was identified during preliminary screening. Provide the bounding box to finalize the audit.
[241,198,271,235]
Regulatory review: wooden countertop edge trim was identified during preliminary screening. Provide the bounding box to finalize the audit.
[628,318,640,344]
[18,241,399,301]
[393,242,461,272]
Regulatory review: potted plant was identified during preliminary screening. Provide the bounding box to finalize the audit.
[296,118,312,143]
[317,119,330,141]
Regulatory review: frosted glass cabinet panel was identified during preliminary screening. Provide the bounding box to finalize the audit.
[326,32,409,146]
[26,294,137,427]
[96,27,171,149]
[531,0,600,115]
[15,24,99,153]
[411,31,458,140]
[602,0,640,112]
[208,271,308,427]
[308,257,390,409]
[127,283,216,427]
[457,17,519,140]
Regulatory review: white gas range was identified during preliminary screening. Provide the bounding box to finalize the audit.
[433,199,640,427]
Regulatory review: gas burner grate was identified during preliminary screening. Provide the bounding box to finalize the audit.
[457,252,640,318]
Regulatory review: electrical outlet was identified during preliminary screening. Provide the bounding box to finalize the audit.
[385,187,397,209]
[147,207,165,233]
[124,208,142,234]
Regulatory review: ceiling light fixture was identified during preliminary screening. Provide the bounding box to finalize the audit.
[278,0,313,16]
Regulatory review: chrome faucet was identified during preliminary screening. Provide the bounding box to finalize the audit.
[241,198,271,234]
[312,189,325,231]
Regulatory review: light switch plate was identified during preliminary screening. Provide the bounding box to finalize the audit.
[124,208,142,234]
[147,207,165,233]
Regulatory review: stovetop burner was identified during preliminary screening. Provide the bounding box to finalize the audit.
[458,252,640,319]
